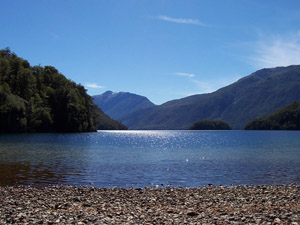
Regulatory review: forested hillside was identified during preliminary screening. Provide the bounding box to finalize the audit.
[0,48,127,132]
[188,120,232,130]
[244,101,300,130]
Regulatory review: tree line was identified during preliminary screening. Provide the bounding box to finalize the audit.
[244,101,300,130]
[188,101,300,130]
[0,48,127,133]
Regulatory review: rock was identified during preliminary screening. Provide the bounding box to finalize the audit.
[0,185,300,224]
[187,212,199,217]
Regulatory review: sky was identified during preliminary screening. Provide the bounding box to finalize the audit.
[1,0,300,104]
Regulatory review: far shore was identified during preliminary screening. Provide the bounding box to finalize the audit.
[1,185,299,224]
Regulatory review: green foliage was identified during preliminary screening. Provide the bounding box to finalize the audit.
[188,120,232,130]
[0,48,127,132]
[0,90,27,132]
[244,101,300,130]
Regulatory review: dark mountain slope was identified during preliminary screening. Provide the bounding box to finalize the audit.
[126,65,300,129]
[244,101,300,130]
[93,91,155,120]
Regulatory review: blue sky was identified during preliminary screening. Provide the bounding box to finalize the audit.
[1,0,300,104]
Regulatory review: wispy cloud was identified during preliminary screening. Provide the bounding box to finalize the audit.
[158,15,206,26]
[250,32,300,68]
[190,76,241,95]
[85,83,104,89]
[175,72,195,78]
[191,80,215,93]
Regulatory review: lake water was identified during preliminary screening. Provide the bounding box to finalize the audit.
[0,130,300,187]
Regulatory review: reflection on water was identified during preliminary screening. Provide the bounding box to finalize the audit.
[0,162,66,186]
[0,131,300,187]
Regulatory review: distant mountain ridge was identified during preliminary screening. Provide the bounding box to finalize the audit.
[93,91,155,121]
[121,65,300,129]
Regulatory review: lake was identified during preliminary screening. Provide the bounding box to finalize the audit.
[0,130,300,187]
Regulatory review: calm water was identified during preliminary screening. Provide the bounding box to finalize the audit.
[0,130,300,187]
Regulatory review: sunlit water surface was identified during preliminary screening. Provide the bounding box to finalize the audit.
[1,130,300,187]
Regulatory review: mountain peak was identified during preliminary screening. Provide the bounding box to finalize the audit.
[93,91,155,121]
[122,65,300,129]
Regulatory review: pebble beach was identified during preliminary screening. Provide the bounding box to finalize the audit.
[0,185,300,224]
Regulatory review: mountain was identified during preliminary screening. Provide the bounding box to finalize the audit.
[0,48,127,132]
[124,65,300,130]
[244,101,300,130]
[93,91,155,121]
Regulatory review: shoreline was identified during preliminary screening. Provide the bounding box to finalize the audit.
[1,185,300,224]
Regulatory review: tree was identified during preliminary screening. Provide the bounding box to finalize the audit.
[244,101,300,130]
[188,120,232,130]
[0,48,127,132]
[0,90,27,132]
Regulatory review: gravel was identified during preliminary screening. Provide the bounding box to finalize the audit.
[0,185,299,224]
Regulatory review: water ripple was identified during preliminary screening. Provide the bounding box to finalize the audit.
[0,130,300,187]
